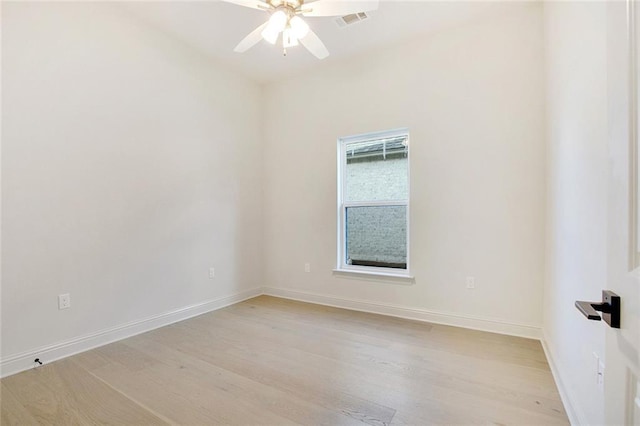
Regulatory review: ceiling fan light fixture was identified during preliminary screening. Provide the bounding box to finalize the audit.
[261,9,287,43]
[289,15,309,39]
[261,27,279,44]
[268,9,287,29]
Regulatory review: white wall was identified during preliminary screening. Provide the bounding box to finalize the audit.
[543,2,608,424]
[1,2,263,365]
[263,3,546,333]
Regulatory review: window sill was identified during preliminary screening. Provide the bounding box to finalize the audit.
[332,268,415,284]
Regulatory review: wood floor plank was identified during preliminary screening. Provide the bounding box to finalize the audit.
[121,335,367,426]
[0,295,569,425]
[140,323,399,426]
[1,358,167,425]
[0,383,39,425]
[194,324,563,424]
[89,342,301,426]
[229,298,549,369]
[201,302,561,399]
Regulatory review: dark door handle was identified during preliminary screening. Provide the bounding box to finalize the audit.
[575,301,604,320]
[575,290,620,328]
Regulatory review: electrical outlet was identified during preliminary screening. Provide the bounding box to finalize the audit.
[304,263,310,273]
[58,293,71,310]
[209,268,215,279]
[466,276,475,289]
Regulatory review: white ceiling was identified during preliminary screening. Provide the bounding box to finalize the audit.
[121,1,515,84]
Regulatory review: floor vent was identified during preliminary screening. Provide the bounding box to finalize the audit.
[334,12,369,28]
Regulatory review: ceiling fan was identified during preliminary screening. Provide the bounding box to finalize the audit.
[224,0,379,59]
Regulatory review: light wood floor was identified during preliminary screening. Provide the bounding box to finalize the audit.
[1,296,568,425]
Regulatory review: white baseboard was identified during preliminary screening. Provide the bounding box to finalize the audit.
[0,287,262,379]
[262,287,542,340]
[540,333,586,426]
[0,286,544,380]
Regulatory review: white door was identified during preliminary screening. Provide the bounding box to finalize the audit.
[605,1,640,424]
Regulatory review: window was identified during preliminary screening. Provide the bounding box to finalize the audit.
[337,128,410,276]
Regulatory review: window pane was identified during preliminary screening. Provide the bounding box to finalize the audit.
[346,205,407,269]
[345,136,408,202]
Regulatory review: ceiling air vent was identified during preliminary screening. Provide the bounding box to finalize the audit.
[334,12,369,28]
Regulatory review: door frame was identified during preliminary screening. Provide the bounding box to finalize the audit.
[628,0,640,271]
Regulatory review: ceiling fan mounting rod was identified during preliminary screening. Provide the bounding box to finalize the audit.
[269,4,296,18]
[266,0,309,15]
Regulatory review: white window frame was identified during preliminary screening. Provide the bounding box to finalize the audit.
[336,128,411,278]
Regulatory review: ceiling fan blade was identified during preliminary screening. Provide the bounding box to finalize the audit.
[301,0,378,17]
[234,22,269,53]
[221,0,271,11]
[300,28,329,59]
